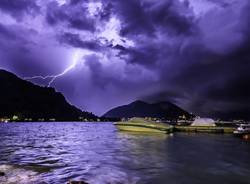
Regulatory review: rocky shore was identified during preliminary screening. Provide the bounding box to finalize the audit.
[0,165,39,184]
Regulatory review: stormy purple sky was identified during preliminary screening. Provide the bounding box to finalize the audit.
[0,0,249,117]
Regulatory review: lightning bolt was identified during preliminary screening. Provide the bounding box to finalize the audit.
[24,50,81,87]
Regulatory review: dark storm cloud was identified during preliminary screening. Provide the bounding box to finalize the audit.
[101,0,195,37]
[99,2,113,21]
[0,22,37,43]
[0,0,40,20]
[0,0,250,118]
[206,0,230,8]
[105,0,197,69]
[118,45,162,67]
[141,90,186,104]
[0,24,37,78]
[148,0,195,35]
[0,23,18,40]
[0,22,68,77]
[69,0,82,5]
[111,0,154,36]
[203,40,250,104]
[106,0,250,119]
[46,1,95,31]
[0,22,35,54]
[58,32,102,51]
[84,54,128,89]
[142,25,250,118]
[84,54,109,89]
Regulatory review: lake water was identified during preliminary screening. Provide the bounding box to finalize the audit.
[0,122,249,184]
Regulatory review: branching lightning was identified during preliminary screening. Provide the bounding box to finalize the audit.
[24,50,81,87]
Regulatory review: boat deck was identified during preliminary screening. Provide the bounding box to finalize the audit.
[115,122,173,134]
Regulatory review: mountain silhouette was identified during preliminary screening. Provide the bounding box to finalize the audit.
[103,100,193,119]
[0,69,97,121]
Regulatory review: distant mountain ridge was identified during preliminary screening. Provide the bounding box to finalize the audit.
[103,100,193,119]
[0,69,97,121]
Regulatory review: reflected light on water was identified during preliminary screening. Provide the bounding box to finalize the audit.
[0,122,249,184]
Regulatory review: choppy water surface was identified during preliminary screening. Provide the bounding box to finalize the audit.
[0,122,249,184]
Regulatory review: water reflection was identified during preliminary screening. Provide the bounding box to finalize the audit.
[0,122,249,184]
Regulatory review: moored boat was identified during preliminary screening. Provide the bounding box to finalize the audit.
[114,118,173,134]
[233,124,250,136]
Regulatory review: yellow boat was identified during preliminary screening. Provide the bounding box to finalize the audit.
[114,118,173,134]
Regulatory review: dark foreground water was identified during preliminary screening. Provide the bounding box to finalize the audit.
[0,122,249,184]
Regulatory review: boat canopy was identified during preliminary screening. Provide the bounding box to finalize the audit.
[191,118,216,127]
